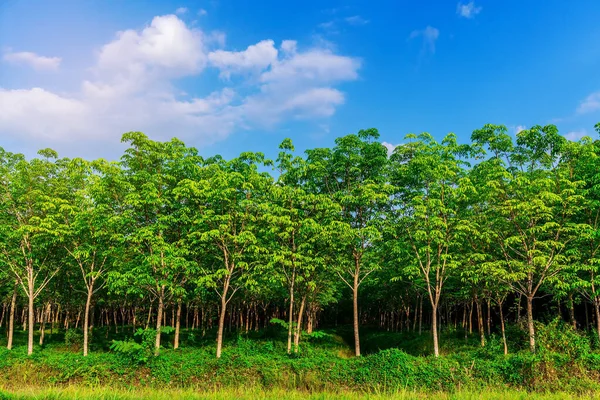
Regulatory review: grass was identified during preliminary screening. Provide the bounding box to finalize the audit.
[2,320,600,395]
[1,387,599,400]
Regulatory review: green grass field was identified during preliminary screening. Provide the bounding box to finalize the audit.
[2,322,600,398]
[1,387,599,400]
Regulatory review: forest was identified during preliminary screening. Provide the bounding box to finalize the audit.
[2,122,600,398]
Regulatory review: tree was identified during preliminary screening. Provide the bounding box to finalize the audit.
[261,139,341,353]
[472,124,586,353]
[111,132,199,355]
[305,129,389,356]
[389,132,474,357]
[176,153,271,358]
[57,158,122,356]
[0,148,68,355]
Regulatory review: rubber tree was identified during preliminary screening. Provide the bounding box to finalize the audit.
[305,128,390,357]
[388,132,475,357]
[176,152,271,358]
[471,124,587,353]
[0,148,67,355]
[110,132,198,356]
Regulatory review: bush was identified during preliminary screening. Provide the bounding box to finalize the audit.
[64,329,83,351]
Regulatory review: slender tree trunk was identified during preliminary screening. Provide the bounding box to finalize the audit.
[526,295,536,353]
[146,305,152,330]
[287,276,295,354]
[216,295,227,358]
[594,298,600,344]
[7,284,17,350]
[83,285,94,357]
[294,295,306,353]
[352,277,361,357]
[516,293,522,324]
[154,286,165,356]
[0,303,5,328]
[27,271,34,356]
[418,296,423,335]
[174,299,182,350]
[486,298,491,335]
[216,272,232,359]
[468,301,473,334]
[39,303,47,346]
[476,296,485,347]
[432,302,439,357]
[569,293,577,330]
[499,300,507,355]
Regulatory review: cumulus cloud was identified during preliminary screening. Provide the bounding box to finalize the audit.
[515,125,526,134]
[198,9,208,16]
[577,91,600,114]
[0,14,360,154]
[175,7,188,15]
[565,129,588,141]
[3,49,61,71]
[208,40,279,78]
[409,26,439,55]
[457,1,482,18]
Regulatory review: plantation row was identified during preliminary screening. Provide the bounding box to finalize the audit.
[1,123,600,359]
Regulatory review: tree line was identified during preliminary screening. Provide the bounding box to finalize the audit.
[1,123,600,359]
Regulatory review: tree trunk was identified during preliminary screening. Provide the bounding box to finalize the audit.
[294,295,306,353]
[432,303,439,357]
[0,303,5,328]
[486,298,491,335]
[352,277,361,357]
[7,284,17,350]
[83,284,93,357]
[418,296,423,335]
[216,294,227,358]
[594,298,600,344]
[476,296,485,347]
[516,293,522,324]
[146,305,152,330]
[174,299,182,350]
[569,293,576,330]
[287,278,295,354]
[39,303,47,346]
[154,286,165,356]
[27,273,34,356]
[499,300,508,355]
[526,296,536,353]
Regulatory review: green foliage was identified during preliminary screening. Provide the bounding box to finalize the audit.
[110,328,159,364]
[64,329,83,350]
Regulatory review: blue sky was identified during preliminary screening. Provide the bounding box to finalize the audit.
[1,0,599,161]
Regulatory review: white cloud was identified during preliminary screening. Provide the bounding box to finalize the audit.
[0,15,360,154]
[577,91,600,114]
[382,141,398,156]
[409,26,439,55]
[515,125,526,134]
[96,15,206,77]
[208,40,279,78]
[175,7,188,15]
[345,16,369,26]
[3,50,61,71]
[565,129,588,141]
[457,1,482,18]
[198,9,208,16]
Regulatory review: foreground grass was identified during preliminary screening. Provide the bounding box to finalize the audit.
[2,322,600,394]
[1,387,599,400]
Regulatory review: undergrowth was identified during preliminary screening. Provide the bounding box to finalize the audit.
[1,319,600,394]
